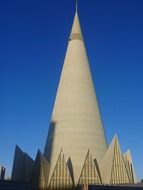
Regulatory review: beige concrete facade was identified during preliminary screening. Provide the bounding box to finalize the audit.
[124,150,137,183]
[100,135,131,185]
[78,150,102,185]
[48,150,74,190]
[44,11,107,185]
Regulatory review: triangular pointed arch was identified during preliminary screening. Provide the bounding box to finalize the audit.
[100,135,130,184]
[11,145,34,183]
[124,150,136,183]
[110,136,130,184]
[48,150,74,190]
[32,150,50,190]
[78,150,102,185]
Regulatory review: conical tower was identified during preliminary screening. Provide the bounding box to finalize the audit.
[44,5,107,185]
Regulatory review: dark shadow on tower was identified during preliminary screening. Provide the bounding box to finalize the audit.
[67,157,75,186]
[44,121,56,163]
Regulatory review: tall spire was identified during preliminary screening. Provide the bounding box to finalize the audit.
[44,3,107,185]
[70,1,83,41]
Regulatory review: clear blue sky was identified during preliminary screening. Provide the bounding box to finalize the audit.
[0,0,143,180]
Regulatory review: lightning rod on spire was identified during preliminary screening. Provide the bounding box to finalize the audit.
[76,0,78,12]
